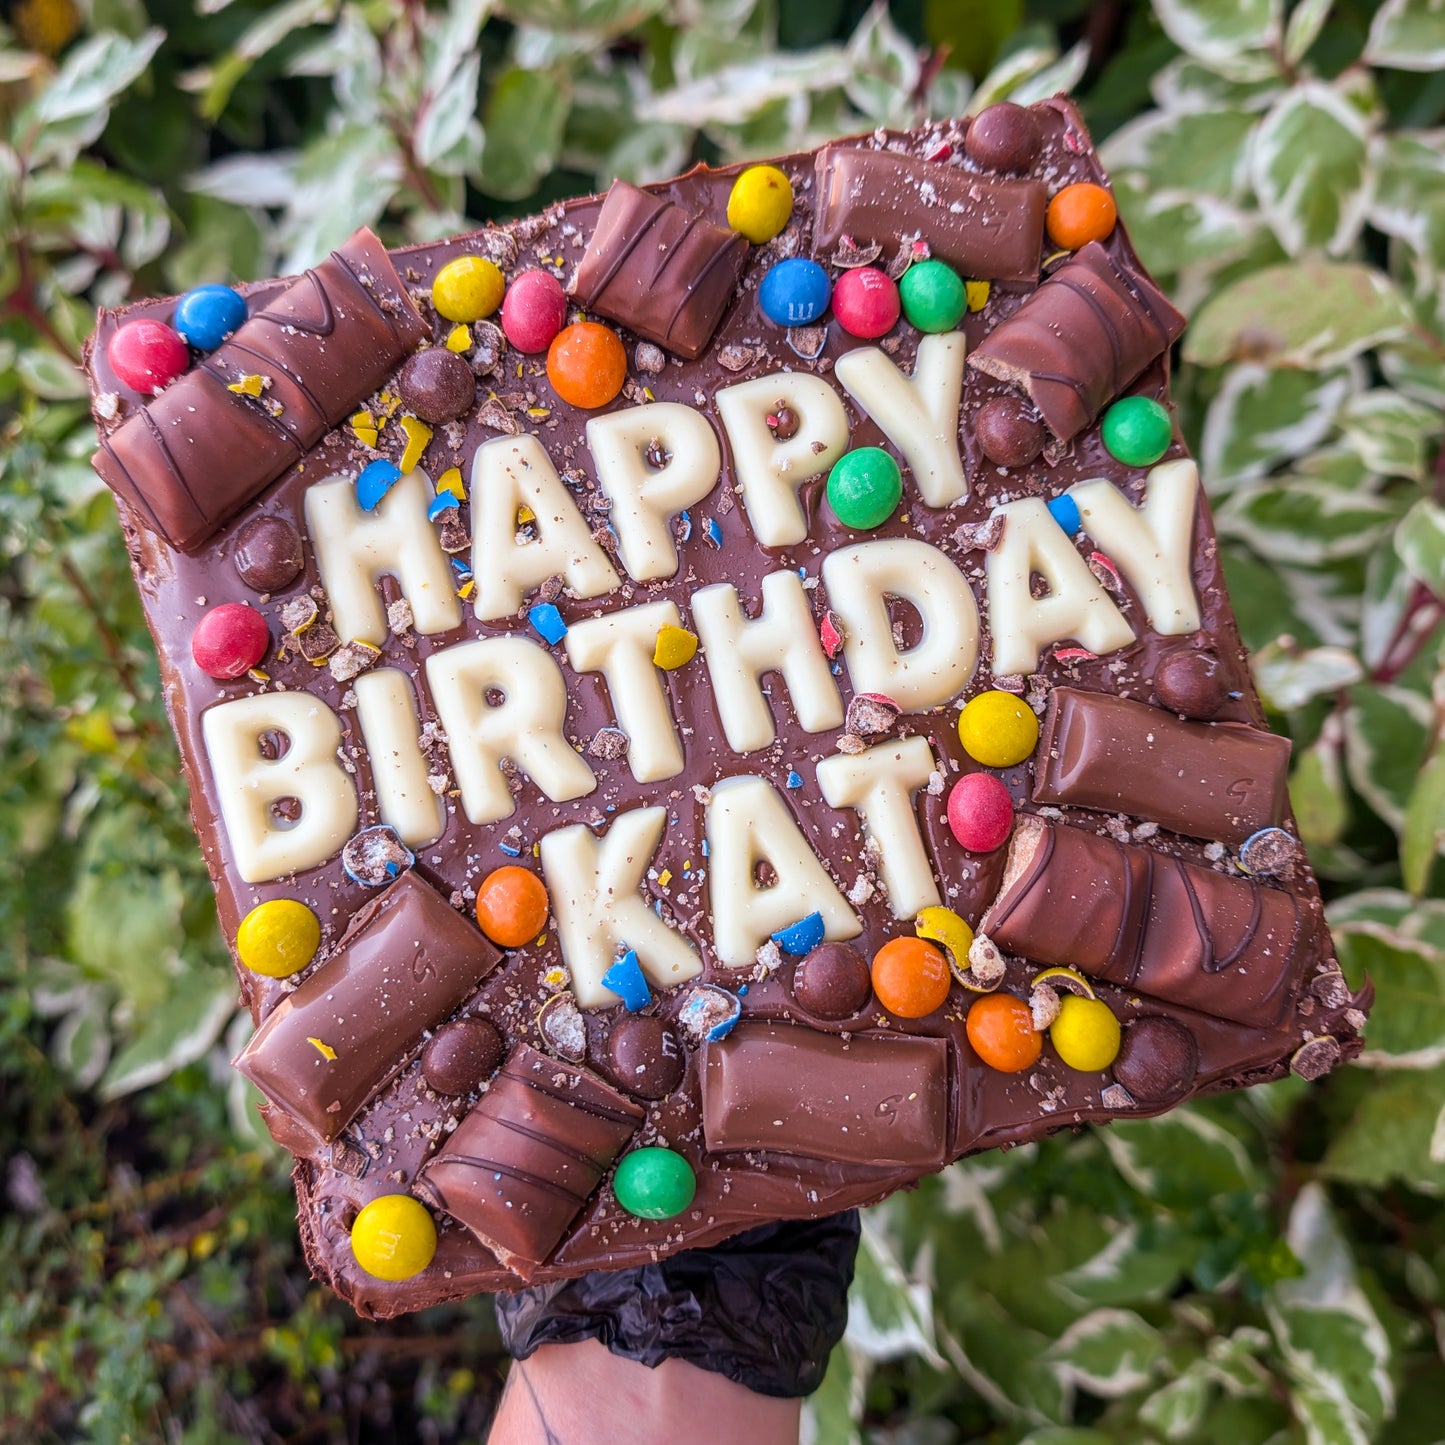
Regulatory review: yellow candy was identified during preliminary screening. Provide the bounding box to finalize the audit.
[915,905,974,973]
[958,690,1039,768]
[653,624,699,670]
[1049,994,1122,1072]
[350,1195,437,1281]
[727,165,794,244]
[965,280,991,312]
[235,899,321,978]
[432,256,505,323]
[400,414,432,473]
[445,323,472,352]
[436,465,466,501]
[227,373,265,397]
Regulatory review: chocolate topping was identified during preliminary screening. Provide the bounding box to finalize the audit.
[975,395,1045,468]
[422,1018,504,1096]
[1112,1016,1199,1102]
[965,103,1043,173]
[1154,645,1229,718]
[792,943,872,1020]
[398,347,476,423]
[232,514,305,592]
[604,1015,685,1100]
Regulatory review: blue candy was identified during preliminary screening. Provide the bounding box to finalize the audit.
[356,458,403,512]
[173,284,247,352]
[772,910,825,956]
[428,489,461,520]
[786,770,803,789]
[1047,493,1082,536]
[758,258,831,328]
[529,602,567,644]
[601,949,652,1011]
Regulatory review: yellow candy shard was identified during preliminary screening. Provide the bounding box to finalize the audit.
[516,503,537,526]
[458,579,475,599]
[658,869,673,888]
[247,668,269,683]
[965,280,991,312]
[653,624,699,670]
[543,966,570,991]
[445,324,472,353]
[1030,965,1096,1000]
[350,409,375,429]
[400,415,432,473]
[228,373,265,397]
[307,1037,337,1061]
[527,407,551,420]
[437,466,466,501]
[915,906,974,974]
[354,428,379,448]
[376,390,402,419]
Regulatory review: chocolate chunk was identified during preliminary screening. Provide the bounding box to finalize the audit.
[792,943,872,1020]
[233,515,305,592]
[341,824,415,886]
[1154,646,1229,718]
[1290,1034,1341,1081]
[605,1015,685,1100]
[422,1018,504,1095]
[965,103,1043,173]
[414,1045,644,1278]
[968,242,1185,440]
[982,816,1304,1029]
[701,1022,950,1168]
[399,348,476,423]
[812,145,1046,282]
[233,873,501,1141]
[1112,1016,1198,1102]
[1033,689,1291,845]
[975,395,1045,467]
[572,181,748,360]
[1240,826,1302,879]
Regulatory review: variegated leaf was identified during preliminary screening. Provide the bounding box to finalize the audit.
[1364,0,1445,71]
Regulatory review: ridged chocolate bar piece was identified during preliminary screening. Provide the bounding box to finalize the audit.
[982,817,1304,1029]
[811,145,1046,282]
[967,241,1184,439]
[1034,688,1291,845]
[414,1045,645,1278]
[234,872,500,1141]
[93,229,427,551]
[573,180,748,360]
[701,1021,950,1168]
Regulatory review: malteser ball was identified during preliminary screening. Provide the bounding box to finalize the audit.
[422,1018,504,1096]
[1154,646,1229,719]
[976,395,1045,468]
[1113,1016,1199,1103]
[232,515,304,592]
[607,1015,685,1100]
[399,347,477,424]
[793,942,872,1020]
[965,102,1043,173]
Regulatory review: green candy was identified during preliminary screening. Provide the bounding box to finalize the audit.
[827,447,902,530]
[613,1147,696,1220]
[1101,396,1173,467]
[898,259,967,333]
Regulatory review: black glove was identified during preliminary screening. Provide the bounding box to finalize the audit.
[494,1210,861,1399]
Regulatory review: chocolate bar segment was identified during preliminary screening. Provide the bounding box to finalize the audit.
[982,817,1304,1029]
[233,872,500,1141]
[93,229,427,551]
[414,1045,645,1278]
[700,1022,950,1168]
[811,146,1046,282]
[967,241,1185,440]
[1034,688,1291,845]
[573,181,748,360]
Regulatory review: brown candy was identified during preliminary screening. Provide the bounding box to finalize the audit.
[606,1015,685,1100]
[792,943,872,1020]
[1154,646,1229,719]
[399,348,476,424]
[965,102,1042,173]
[1112,1016,1199,1103]
[232,515,304,592]
[975,395,1045,468]
[422,1018,504,1095]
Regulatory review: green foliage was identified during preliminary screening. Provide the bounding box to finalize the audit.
[2,0,1444,1440]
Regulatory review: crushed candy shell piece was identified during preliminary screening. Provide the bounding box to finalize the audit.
[228,374,266,398]
[703,517,722,547]
[845,692,900,737]
[428,490,460,521]
[1047,493,1082,535]
[587,726,629,760]
[436,465,466,501]
[356,458,403,512]
[653,624,698,670]
[399,415,432,473]
[771,910,825,956]
[965,280,991,312]
[786,770,804,789]
[1240,826,1301,878]
[678,985,742,1044]
[601,950,651,1011]
[820,610,844,658]
[966,932,1007,989]
[1290,1034,1341,1081]
[915,906,975,980]
[529,602,567,645]
[341,824,415,886]
[308,1037,337,1061]
[445,324,472,353]
[537,991,587,1062]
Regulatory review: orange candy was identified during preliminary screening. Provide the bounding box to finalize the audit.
[1046,182,1117,251]
[475,866,549,948]
[966,992,1043,1073]
[547,321,627,409]
[871,937,951,1019]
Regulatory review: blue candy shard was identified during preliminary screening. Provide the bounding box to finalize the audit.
[772,910,825,956]
[356,459,403,512]
[1047,493,1082,536]
[676,509,693,542]
[529,602,567,644]
[703,517,722,547]
[340,825,414,887]
[428,489,461,520]
[679,986,741,1042]
[173,283,247,352]
[450,556,473,578]
[786,770,804,789]
[601,950,651,1011]
[499,841,521,856]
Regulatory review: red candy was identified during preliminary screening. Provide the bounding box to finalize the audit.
[831,266,900,339]
[192,603,270,679]
[946,772,1014,852]
[107,319,189,395]
[501,270,567,354]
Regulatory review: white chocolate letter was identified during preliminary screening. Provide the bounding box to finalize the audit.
[586,403,721,582]
[821,539,979,710]
[715,372,850,547]
[565,601,686,784]
[1069,459,1201,636]
[834,333,967,507]
[353,669,444,847]
[985,498,1135,675]
[305,470,461,646]
[202,692,358,884]
[425,636,595,825]
[705,776,860,969]
[541,807,702,1009]
[692,571,843,754]
[470,434,620,622]
[816,737,942,918]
